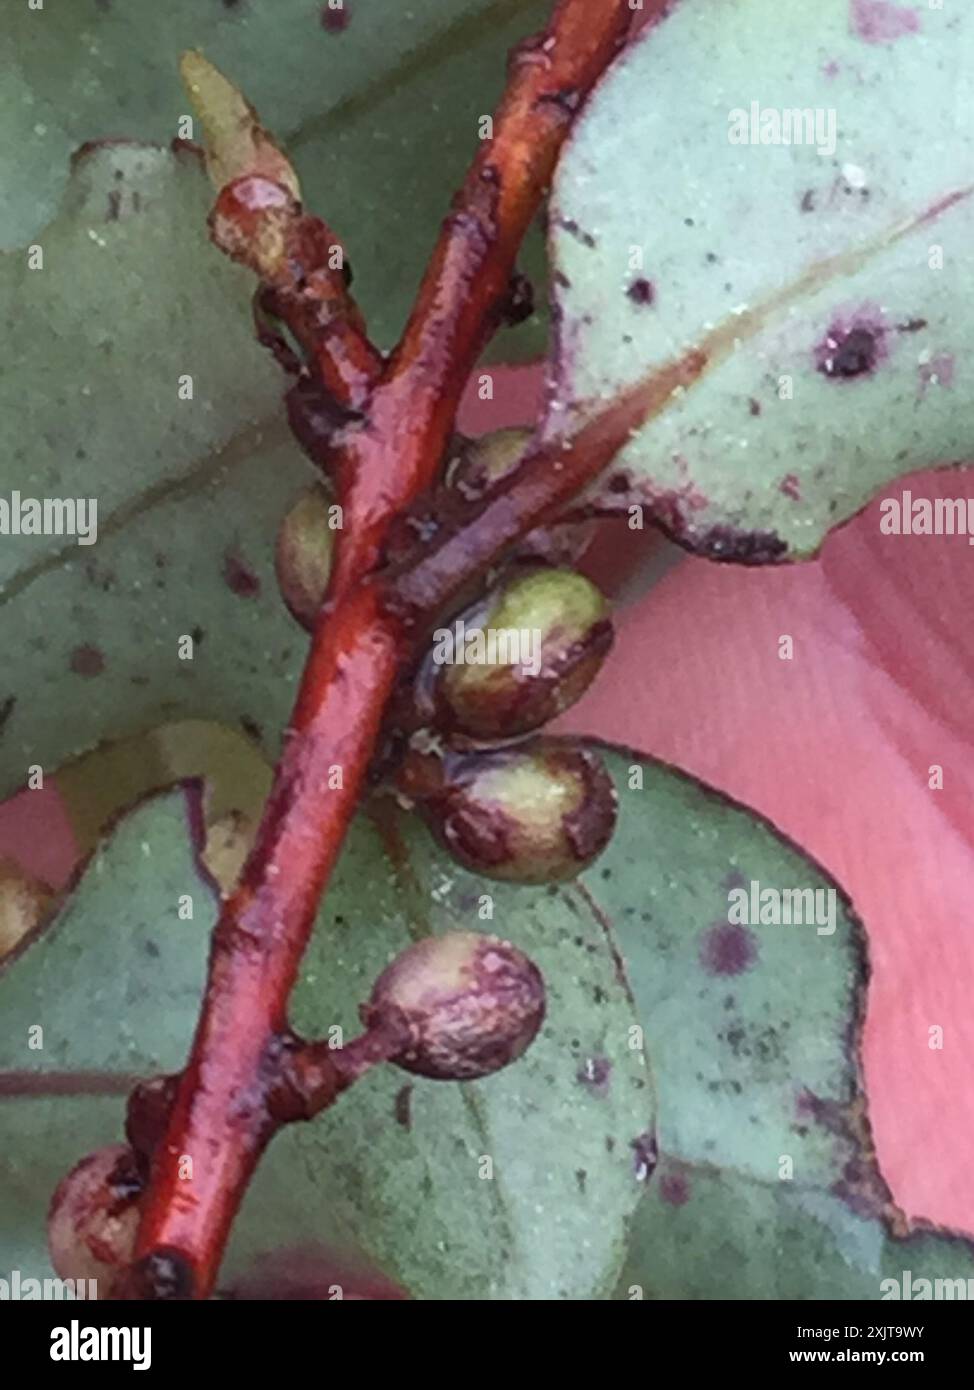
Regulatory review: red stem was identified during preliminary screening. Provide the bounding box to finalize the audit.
[129,0,633,1300]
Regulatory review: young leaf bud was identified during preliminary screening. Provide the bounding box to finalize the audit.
[436,567,612,739]
[362,930,545,1080]
[404,739,618,884]
[48,1144,143,1292]
[275,484,334,629]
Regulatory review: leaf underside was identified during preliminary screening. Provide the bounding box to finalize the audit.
[547,0,974,560]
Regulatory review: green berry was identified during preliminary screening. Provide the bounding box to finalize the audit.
[406,739,618,884]
[362,930,545,1080]
[447,428,531,500]
[274,484,335,629]
[436,567,612,739]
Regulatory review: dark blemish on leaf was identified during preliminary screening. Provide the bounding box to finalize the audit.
[705,251,718,264]
[0,696,15,738]
[106,189,122,221]
[815,305,889,380]
[394,1084,412,1130]
[684,217,695,227]
[630,1132,657,1183]
[320,2,351,31]
[605,1136,616,1153]
[723,1022,784,1066]
[144,940,160,958]
[69,645,105,678]
[557,217,596,248]
[693,525,788,565]
[577,1056,611,1095]
[553,270,571,290]
[626,277,655,306]
[800,189,816,212]
[699,922,759,976]
[575,1167,587,1193]
[240,716,262,744]
[780,473,801,501]
[223,551,260,598]
[850,0,921,46]
[896,317,928,333]
[659,1171,690,1206]
[748,397,761,416]
[191,625,205,646]
[818,327,878,378]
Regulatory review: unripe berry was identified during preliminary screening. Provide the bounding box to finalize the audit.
[446,432,595,567]
[447,427,532,500]
[361,930,545,1080]
[403,739,617,884]
[274,484,334,629]
[47,1145,143,1292]
[436,567,612,739]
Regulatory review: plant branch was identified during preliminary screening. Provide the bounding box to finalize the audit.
[127,0,633,1300]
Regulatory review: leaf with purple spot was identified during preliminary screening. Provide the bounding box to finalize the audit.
[546,0,974,560]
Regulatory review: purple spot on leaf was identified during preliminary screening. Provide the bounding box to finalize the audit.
[627,278,655,306]
[223,551,261,598]
[815,303,890,381]
[700,923,759,976]
[320,1,351,31]
[577,1056,612,1096]
[659,1171,691,1206]
[69,645,105,678]
[851,0,921,45]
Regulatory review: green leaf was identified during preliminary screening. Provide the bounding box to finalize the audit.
[0,0,553,793]
[0,791,211,1274]
[577,747,974,1298]
[0,785,651,1300]
[0,142,314,793]
[547,0,974,559]
[2,0,548,356]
